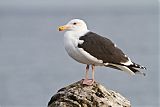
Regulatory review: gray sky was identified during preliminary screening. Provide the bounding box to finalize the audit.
[0,0,157,9]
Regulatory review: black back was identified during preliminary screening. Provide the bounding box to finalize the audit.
[78,32,128,64]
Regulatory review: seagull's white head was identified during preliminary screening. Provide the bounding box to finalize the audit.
[58,19,88,32]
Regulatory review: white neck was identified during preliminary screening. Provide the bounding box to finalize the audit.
[65,29,90,39]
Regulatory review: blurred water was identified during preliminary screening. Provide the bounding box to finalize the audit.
[0,7,159,107]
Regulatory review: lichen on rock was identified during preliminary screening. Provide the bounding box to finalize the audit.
[48,80,131,107]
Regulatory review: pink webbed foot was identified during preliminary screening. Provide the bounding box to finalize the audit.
[82,79,94,85]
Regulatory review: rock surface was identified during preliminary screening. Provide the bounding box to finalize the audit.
[48,80,131,107]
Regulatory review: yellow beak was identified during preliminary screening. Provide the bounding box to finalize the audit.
[58,25,71,31]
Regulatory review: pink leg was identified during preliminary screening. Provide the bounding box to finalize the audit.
[92,64,95,82]
[85,65,89,80]
[82,64,95,85]
[82,65,91,85]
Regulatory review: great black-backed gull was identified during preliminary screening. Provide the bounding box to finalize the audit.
[58,19,146,85]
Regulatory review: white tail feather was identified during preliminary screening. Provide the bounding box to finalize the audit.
[109,63,135,75]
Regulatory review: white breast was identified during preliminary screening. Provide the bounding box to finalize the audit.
[64,31,91,64]
[64,31,104,66]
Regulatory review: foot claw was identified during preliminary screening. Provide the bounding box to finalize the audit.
[82,79,94,85]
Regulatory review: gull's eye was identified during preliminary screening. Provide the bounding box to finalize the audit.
[73,22,77,25]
